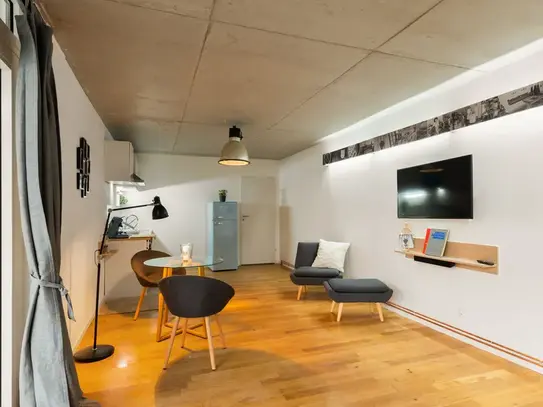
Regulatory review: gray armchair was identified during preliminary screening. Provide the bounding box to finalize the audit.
[289,242,342,300]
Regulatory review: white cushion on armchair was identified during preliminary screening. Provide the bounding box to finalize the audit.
[311,239,350,273]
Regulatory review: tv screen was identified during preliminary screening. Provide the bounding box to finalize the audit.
[397,155,473,219]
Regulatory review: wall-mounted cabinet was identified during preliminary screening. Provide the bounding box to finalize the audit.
[104,140,143,184]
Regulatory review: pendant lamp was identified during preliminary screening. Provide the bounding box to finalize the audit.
[218,126,250,166]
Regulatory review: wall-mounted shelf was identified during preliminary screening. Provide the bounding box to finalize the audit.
[395,238,498,275]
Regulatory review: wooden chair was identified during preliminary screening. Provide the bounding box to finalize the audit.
[130,250,186,321]
[159,275,235,371]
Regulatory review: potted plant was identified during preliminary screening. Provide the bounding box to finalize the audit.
[218,189,227,202]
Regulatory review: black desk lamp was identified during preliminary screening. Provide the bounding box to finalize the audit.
[74,196,168,363]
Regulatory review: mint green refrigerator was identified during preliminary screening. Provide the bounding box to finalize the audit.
[207,202,239,271]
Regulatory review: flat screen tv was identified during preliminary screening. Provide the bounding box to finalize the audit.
[397,155,473,219]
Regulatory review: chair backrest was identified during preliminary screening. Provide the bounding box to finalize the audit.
[158,275,235,318]
[130,250,176,287]
[294,242,319,268]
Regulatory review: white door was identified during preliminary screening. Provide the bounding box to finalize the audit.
[240,176,276,265]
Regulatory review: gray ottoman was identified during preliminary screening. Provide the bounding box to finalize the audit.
[324,278,393,322]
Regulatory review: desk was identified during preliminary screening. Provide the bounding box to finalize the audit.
[101,233,156,257]
[144,256,223,342]
[100,233,156,301]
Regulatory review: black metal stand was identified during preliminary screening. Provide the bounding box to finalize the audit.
[74,211,115,363]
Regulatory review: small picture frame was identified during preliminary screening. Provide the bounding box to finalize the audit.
[76,147,82,169]
[399,233,414,250]
[399,222,415,250]
[76,137,91,198]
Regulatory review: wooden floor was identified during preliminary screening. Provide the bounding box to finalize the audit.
[76,265,542,407]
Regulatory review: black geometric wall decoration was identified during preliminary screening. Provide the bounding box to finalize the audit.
[76,137,91,198]
[323,80,543,166]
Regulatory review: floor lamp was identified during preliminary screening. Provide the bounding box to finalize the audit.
[74,196,169,363]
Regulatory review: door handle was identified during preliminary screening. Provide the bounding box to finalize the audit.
[242,215,249,218]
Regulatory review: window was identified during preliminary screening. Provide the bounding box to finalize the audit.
[1,0,14,32]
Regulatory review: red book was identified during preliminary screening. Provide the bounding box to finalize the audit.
[422,228,431,253]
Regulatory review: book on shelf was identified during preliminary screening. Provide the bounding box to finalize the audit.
[424,228,450,257]
[422,228,431,253]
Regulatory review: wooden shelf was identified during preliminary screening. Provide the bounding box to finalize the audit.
[395,238,498,275]
[108,234,156,242]
[394,249,496,268]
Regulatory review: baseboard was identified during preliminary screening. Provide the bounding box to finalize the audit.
[386,302,543,372]
[71,295,107,351]
[281,260,294,270]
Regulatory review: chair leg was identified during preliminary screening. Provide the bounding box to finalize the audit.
[296,286,303,300]
[163,317,180,370]
[180,318,188,348]
[376,303,384,322]
[215,314,226,349]
[330,301,336,313]
[337,303,344,322]
[204,317,216,371]
[134,287,147,321]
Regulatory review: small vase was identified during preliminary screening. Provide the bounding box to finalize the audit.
[181,243,193,263]
[219,194,226,202]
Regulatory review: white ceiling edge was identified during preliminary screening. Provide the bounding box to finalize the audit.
[317,38,543,151]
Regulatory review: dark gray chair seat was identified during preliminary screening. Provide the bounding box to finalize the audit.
[294,267,341,277]
[324,278,393,322]
[289,242,344,300]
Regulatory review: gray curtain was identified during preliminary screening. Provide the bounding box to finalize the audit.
[15,3,88,407]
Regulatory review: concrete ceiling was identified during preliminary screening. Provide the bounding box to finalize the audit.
[43,0,543,160]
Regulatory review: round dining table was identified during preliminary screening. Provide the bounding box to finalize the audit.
[143,256,223,342]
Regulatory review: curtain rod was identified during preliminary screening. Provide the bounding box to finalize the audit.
[33,0,54,27]
[19,0,54,27]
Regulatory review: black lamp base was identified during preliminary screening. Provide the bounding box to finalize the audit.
[74,345,115,363]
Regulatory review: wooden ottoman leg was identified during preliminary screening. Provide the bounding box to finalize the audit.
[297,286,303,300]
[376,303,384,322]
[330,301,336,313]
[337,303,344,322]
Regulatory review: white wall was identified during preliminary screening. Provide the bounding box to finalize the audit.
[279,45,543,371]
[53,39,111,345]
[122,154,279,260]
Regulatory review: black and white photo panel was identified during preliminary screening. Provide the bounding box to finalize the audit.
[323,79,543,165]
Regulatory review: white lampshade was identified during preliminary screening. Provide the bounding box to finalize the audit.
[219,126,250,166]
